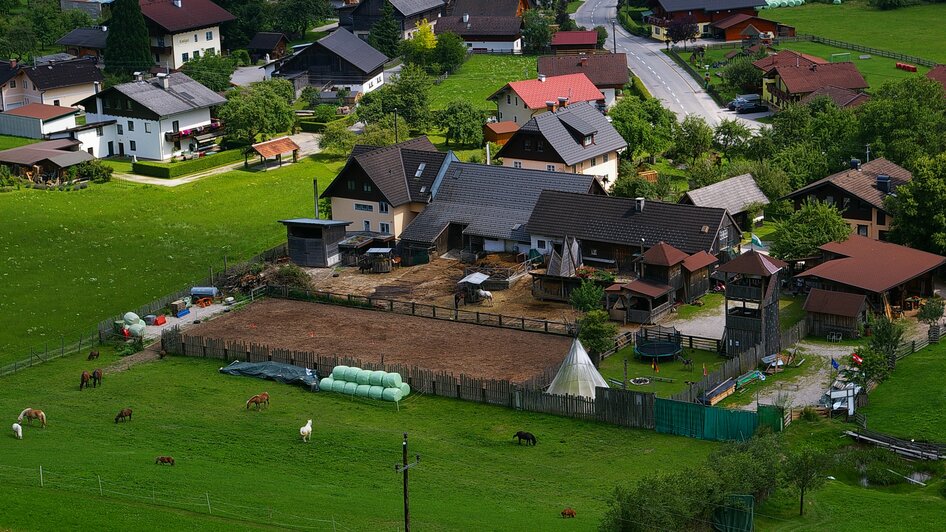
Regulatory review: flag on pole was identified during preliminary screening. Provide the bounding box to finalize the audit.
[751,233,763,248]
[651,359,659,373]
[852,353,863,365]
[703,363,708,377]
[831,357,840,370]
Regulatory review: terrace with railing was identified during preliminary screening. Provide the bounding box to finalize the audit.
[165,120,224,143]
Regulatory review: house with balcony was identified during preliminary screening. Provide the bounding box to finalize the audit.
[139,0,235,70]
[274,29,388,96]
[495,100,626,189]
[0,57,103,112]
[646,0,766,41]
[487,73,604,125]
[75,72,225,159]
[433,13,523,53]
[718,250,786,356]
[341,0,445,41]
[537,54,629,108]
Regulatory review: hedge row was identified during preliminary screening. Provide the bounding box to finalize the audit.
[298,117,347,133]
[132,148,244,178]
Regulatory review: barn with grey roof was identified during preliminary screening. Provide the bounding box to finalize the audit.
[680,173,769,229]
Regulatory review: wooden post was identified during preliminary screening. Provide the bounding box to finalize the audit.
[623,359,628,390]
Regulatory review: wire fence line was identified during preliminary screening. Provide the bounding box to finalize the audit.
[0,464,347,531]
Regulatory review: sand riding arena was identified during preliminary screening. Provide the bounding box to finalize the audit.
[188,298,572,382]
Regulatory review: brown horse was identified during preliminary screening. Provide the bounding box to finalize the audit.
[514,431,537,446]
[245,392,270,410]
[155,456,175,466]
[115,408,133,423]
[87,350,99,361]
[18,408,47,428]
[561,508,576,518]
[92,368,103,388]
[80,371,92,390]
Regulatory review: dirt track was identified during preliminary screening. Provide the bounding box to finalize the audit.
[189,298,572,382]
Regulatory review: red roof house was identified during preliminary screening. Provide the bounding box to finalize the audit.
[763,60,868,109]
[487,73,604,124]
[550,30,598,53]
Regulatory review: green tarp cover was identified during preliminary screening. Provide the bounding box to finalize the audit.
[656,398,760,442]
[656,398,705,438]
[219,361,319,391]
[756,404,785,433]
[704,407,758,442]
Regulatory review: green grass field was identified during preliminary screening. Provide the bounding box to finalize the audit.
[674,292,724,320]
[0,352,716,530]
[599,347,725,397]
[766,1,946,63]
[567,0,585,14]
[430,54,538,111]
[0,134,38,151]
[0,154,344,365]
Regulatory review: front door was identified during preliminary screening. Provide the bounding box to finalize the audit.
[107,141,114,156]
[118,143,125,156]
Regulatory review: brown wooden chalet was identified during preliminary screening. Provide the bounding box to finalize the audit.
[274,28,388,95]
[646,0,766,40]
[718,250,786,356]
[446,0,533,17]
[340,0,446,41]
[709,13,794,41]
[246,32,289,62]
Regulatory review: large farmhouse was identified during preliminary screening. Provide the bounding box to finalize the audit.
[139,0,236,70]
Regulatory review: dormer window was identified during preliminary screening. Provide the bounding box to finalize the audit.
[414,163,426,177]
[524,138,533,151]
[583,135,593,146]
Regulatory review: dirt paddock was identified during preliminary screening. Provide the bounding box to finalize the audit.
[189,298,572,382]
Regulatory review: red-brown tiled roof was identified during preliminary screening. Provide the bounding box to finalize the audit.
[139,0,236,34]
[537,53,629,88]
[712,13,755,29]
[927,64,946,91]
[551,30,598,46]
[485,121,520,134]
[717,249,786,276]
[786,158,911,210]
[753,49,827,73]
[252,136,300,158]
[5,103,77,120]
[624,279,674,298]
[798,85,870,108]
[491,73,603,110]
[682,250,718,272]
[771,62,868,95]
[797,235,946,294]
[642,241,688,266]
[803,288,866,318]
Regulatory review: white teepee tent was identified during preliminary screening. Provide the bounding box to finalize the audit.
[546,338,609,399]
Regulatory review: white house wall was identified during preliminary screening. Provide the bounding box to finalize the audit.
[465,39,521,53]
[154,25,223,70]
[495,88,546,124]
[40,114,77,135]
[73,125,116,158]
[87,105,213,160]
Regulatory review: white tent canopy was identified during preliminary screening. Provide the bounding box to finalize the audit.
[546,338,609,399]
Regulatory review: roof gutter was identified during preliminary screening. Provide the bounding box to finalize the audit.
[429,151,458,200]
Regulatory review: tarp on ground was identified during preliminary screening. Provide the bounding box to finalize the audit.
[219,361,319,391]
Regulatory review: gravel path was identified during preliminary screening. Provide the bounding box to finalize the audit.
[664,298,725,339]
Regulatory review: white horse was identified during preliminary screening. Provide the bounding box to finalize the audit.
[300,419,313,443]
[12,423,22,440]
[477,289,493,305]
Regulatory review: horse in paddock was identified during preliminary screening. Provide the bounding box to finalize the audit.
[358,262,372,274]
[561,508,576,519]
[87,350,99,361]
[80,371,92,390]
[92,368,103,388]
[18,408,46,428]
[300,419,313,443]
[477,289,493,305]
[115,408,133,423]
[155,456,175,466]
[246,392,270,410]
[12,423,22,440]
[514,431,537,446]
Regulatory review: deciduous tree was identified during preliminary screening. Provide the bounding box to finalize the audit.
[522,9,553,52]
[607,95,676,162]
[436,100,483,146]
[722,55,762,93]
[666,15,697,48]
[180,51,238,92]
[434,31,467,73]
[219,81,295,149]
[713,118,752,156]
[857,77,946,166]
[886,153,946,254]
[595,25,609,49]
[782,446,832,516]
[104,0,153,76]
[674,114,713,162]
[272,0,331,38]
[770,199,849,260]
[577,309,617,367]
[570,279,604,312]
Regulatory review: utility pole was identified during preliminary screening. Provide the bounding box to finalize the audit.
[394,432,420,532]
[612,19,617,54]
[393,108,399,143]
[865,143,871,163]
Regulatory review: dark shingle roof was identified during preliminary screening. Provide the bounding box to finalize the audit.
[56,27,108,49]
[434,15,522,38]
[400,163,598,244]
[499,101,626,166]
[247,32,287,51]
[449,0,524,17]
[717,249,786,276]
[785,158,911,211]
[537,54,629,88]
[139,0,236,33]
[656,0,765,13]
[317,29,388,74]
[527,192,734,254]
[22,58,103,90]
[390,0,444,16]
[798,85,870,108]
[683,173,769,215]
[96,72,226,117]
[803,288,866,318]
[0,60,21,86]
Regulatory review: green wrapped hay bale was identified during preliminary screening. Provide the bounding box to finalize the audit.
[356,370,371,385]
[345,367,362,382]
[356,384,371,397]
[382,388,404,402]
[128,323,146,337]
[344,382,358,395]
[332,365,349,380]
[399,382,411,397]
[382,372,403,388]
[332,380,348,393]
[369,370,386,386]
[368,385,385,400]
[123,312,140,325]
[320,377,335,390]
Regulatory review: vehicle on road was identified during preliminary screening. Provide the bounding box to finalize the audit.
[735,100,769,114]
[727,94,761,111]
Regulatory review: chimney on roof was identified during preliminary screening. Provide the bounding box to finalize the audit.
[462,13,469,23]
[546,100,556,112]
[850,158,861,171]
[157,72,169,90]
[557,96,568,108]
[876,174,891,193]
[635,197,645,213]
[810,64,818,71]
[93,81,100,93]
[579,55,588,67]
[134,71,143,81]
[10,59,16,68]
[173,0,182,7]
[538,74,546,82]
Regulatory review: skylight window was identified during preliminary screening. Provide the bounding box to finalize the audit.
[415,163,426,177]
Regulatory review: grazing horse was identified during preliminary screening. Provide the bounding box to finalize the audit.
[80,371,92,390]
[358,262,372,274]
[561,508,576,519]
[115,408,133,423]
[18,408,46,428]
[12,423,22,440]
[300,419,313,443]
[246,392,270,410]
[514,431,537,446]
[87,350,99,361]
[155,456,175,466]
[92,368,103,388]
[477,289,493,305]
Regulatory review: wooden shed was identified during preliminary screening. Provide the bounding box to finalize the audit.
[803,288,867,340]
[484,121,519,146]
[279,218,351,268]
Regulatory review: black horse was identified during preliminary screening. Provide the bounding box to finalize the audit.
[514,431,537,446]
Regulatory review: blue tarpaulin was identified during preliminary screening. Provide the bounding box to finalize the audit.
[219,361,319,391]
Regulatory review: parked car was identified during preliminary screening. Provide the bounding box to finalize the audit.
[727,94,761,111]
[735,100,769,114]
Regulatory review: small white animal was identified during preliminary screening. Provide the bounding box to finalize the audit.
[477,289,493,305]
[12,423,22,440]
[300,419,313,443]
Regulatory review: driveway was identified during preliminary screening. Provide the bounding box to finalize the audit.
[231,66,264,86]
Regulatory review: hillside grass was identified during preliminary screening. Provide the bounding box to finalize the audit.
[765,0,946,63]
[0,353,716,530]
[0,154,344,365]
[0,134,38,151]
[429,54,538,111]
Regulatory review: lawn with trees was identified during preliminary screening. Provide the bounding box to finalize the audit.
[429,54,538,111]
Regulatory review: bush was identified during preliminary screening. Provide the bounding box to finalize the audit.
[231,49,251,66]
[311,104,339,122]
[132,149,244,178]
[270,263,311,290]
[66,160,113,183]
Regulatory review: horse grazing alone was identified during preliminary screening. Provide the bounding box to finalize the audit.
[477,289,493,305]
[80,371,92,390]
[87,350,99,361]
[246,392,270,410]
[18,408,46,428]
[561,508,576,519]
[155,456,175,466]
[12,423,22,440]
[300,419,313,443]
[92,368,103,388]
[514,431,537,446]
[115,408,133,423]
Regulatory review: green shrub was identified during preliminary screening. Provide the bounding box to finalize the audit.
[312,104,338,122]
[132,149,244,178]
[231,49,251,66]
[66,160,113,183]
[270,263,311,291]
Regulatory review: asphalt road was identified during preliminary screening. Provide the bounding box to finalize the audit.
[573,0,768,126]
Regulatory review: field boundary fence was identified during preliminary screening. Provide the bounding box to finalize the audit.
[0,463,347,530]
[700,34,937,67]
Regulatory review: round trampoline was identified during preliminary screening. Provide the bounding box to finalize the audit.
[634,326,683,360]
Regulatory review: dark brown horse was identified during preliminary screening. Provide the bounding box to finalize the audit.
[245,392,270,410]
[115,408,133,423]
[80,371,91,390]
[155,456,175,466]
[87,350,99,361]
[561,508,576,518]
[92,368,103,388]
[514,431,537,446]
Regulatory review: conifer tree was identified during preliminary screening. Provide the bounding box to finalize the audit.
[105,0,154,76]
